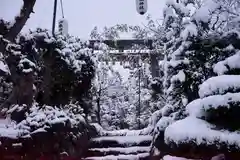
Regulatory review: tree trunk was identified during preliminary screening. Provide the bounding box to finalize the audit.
[96,97,101,125]
[5,0,36,42]
[0,0,36,111]
[0,72,35,109]
[150,54,160,78]
[42,54,53,105]
[96,86,102,125]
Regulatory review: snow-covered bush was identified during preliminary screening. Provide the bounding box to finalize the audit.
[0,102,91,159]
[161,0,240,119]
[5,103,86,137]
[163,31,240,159]
[91,60,128,130]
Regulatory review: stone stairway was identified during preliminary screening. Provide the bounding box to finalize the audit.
[84,135,153,160]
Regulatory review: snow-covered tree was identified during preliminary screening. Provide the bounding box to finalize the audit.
[162,0,200,118]
[90,14,165,40]
[121,59,154,130]
[151,0,240,158]
[92,61,128,130]
[91,62,109,124]
[0,1,97,157]
[90,24,164,130]
[0,29,95,115]
[153,0,228,130]
[0,27,96,159]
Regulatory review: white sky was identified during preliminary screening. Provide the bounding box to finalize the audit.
[0,0,166,39]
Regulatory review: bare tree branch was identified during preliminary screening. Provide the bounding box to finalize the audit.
[5,0,36,42]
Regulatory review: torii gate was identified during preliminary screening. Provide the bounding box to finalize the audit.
[89,39,164,78]
[52,0,162,77]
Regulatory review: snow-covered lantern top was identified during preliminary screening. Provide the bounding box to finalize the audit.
[58,18,68,35]
[136,0,148,15]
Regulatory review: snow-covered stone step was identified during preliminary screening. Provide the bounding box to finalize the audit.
[91,123,153,137]
[101,128,153,136]
[86,146,150,157]
[85,152,149,160]
[89,135,152,148]
[92,135,152,144]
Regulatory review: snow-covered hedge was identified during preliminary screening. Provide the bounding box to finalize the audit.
[154,116,174,133]
[199,75,240,98]
[162,40,240,158]
[0,103,86,139]
[186,92,240,119]
[165,117,240,150]
[213,51,240,75]
[0,103,93,159]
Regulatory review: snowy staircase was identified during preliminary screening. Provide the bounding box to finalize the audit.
[84,135,152,160]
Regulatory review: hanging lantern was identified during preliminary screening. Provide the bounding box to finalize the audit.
[58,18,68,35]
[136,0,148,15]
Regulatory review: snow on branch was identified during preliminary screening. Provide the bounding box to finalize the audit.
[213,51,240,75]
[199,75,240,98]
[165,116,240,149]
[186,92,240,118]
